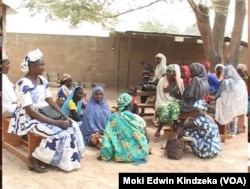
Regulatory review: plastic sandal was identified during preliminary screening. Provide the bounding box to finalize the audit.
[28,156,47,173]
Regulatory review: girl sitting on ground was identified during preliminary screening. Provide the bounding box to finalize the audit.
[61,86,85,126]
[81,86,111,149]
[98,93,149,163]
[183,100,221,159]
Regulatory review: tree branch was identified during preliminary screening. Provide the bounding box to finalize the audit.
[111,0,163,18]
[187,0,196,11]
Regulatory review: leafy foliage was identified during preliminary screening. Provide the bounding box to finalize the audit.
[22,0,119,29]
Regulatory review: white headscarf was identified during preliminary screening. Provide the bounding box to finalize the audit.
[2,52,8,60]
[152,53,167,82]
[155,64,184,109]
[214,64,224,72]
[20,48,43,73]
[237,63,247,72]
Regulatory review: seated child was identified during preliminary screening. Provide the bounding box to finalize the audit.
[126,86,139,114]
[61,86,85,126]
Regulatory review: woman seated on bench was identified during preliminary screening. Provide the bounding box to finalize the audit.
[154,64,185,142]
[213,64,248,136]
[183,100,221,159]
[2,52,18,118]
[207,64,224,96]
[181,62,210,112]
[8,49,85,173]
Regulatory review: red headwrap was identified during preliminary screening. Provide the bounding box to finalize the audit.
[181,65,191,88]
[203,61,211,68]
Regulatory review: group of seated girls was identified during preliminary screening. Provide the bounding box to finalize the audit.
[7,48,151,173]
[6,48,248,173]
[204,62,248,136]
[152,61,247,159]
[153,62,209,141]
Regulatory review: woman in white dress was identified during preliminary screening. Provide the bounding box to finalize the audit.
[2,52,17,117]
[8,49,85,173]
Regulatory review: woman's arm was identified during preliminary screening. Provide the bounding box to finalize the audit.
[183,117,196,129]
[46,97,68,120]
[25,105,57,124]
[70,110,81,121]
[25,105,70,129]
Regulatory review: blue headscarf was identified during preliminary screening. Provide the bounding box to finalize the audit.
[81,86,111,145]
[61,86,83,117]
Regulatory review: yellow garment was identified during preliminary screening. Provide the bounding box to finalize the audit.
[68,99,77,111]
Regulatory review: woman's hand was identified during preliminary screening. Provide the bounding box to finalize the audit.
[54,119,71,130]
[163,87,172,93]
[62,114,70,121]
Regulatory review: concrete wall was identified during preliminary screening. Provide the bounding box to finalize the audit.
[5,33,248,90]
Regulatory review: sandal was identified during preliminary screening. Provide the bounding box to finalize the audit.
[152,118,159,127]
[153,132,160,142]
[148,147,153,155]
[97,155,103,161]
[28,156,47,173]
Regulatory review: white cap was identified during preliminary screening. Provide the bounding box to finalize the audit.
[2,52,8,60]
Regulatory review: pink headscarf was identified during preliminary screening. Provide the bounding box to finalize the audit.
[181,65,191,88]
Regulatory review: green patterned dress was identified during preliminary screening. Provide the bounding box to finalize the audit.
[99,111,148,163]
[156,85,181,123]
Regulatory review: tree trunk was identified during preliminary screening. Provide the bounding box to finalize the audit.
[226,0,246,66]
[212,0,230,64]
[187,0,219,68]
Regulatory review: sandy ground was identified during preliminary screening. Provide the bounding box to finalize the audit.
[2,87,249,189]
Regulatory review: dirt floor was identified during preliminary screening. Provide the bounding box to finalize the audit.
[2,87,249,189]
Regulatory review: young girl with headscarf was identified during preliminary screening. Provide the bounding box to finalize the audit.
[56,73,74,107]
[140,53,167,103]
[214,65,248,136]
[180,65,191,88]
[81,86,111,148]
[183,100,221,159]
[98,93,149,163]
[237,63,248,86]
[151,53,167,84]
[181,62,210,112]
[61,86,85,126]
[207,64,225,95]
[153,64,185,141]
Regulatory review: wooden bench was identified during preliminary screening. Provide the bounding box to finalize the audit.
[2,118,44,163]
[137,103,155,117]
[136,90,156,97]
[237,114,246,133]
[136,90,156,117]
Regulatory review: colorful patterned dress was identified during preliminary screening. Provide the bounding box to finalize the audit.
[8,76,85,172]
[99,111,148,163]
[184,115,221,159]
